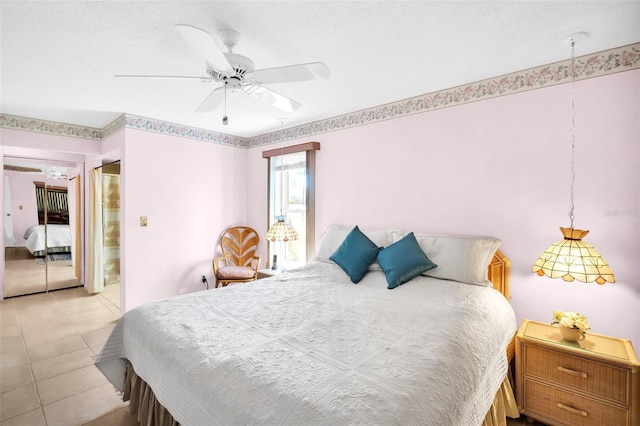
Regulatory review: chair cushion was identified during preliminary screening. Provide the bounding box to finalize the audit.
[217,265,256,280]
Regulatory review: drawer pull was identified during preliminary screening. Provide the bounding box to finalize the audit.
[557,402,588,417]
[557,365,587,379]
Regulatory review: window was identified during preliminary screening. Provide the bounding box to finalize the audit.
[263,142,319,269]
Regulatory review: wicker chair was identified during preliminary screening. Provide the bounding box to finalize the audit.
[213,226,261,288]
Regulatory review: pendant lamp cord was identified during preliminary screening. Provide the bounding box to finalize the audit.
[279,155,284,218]
[224,82,227,116]
[568,39,576,229]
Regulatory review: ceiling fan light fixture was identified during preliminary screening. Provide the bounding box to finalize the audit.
[118,24,329,116]
[223,53,255,75]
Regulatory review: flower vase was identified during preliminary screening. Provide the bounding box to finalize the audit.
[559,325,585,342]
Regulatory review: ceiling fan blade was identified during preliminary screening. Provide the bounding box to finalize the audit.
[175,24,232,73]
[243,84,302,112]
[196,87,225,112]
[252,62,330,84]
[115,75,216,82]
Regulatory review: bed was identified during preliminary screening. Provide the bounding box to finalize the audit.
[96,226,519,425]
[23,224,72,256]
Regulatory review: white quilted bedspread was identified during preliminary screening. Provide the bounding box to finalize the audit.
[24,224,71,254]
[96,261,516,426]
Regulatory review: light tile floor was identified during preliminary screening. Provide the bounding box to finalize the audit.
[0,284,138,426]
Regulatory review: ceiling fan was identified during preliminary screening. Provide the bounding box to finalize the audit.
[116,24,330,116]
[3,165,68,179]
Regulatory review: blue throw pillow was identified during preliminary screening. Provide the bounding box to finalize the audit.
[330,226,381,283]
[377,232,438,289]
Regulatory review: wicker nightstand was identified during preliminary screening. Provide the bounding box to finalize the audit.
[257,269,282,279]
[515,319,639,426]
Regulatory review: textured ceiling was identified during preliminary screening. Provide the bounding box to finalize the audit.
[1,1,638,138]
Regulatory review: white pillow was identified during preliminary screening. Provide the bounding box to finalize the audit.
[314,225,391,270]
[389,231,501,286]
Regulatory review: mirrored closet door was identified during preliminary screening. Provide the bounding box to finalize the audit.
[3,157,83,297]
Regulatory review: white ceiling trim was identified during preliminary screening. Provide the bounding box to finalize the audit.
[2,43,638,148]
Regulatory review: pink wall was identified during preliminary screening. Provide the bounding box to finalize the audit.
[5,169,41,245]
[120,129,248,311]
[247,70,640,346]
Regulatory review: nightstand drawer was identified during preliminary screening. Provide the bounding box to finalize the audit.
[525,345,629,404]
[524,379,628,426]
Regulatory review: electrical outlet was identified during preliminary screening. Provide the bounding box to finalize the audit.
[140,216,148,227]
[201,275,209,290]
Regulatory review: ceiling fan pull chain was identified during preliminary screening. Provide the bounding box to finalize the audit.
[222,81,229,125]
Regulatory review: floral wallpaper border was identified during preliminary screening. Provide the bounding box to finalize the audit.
[248,42,640,147]
[2,43,638,148]
[0,114,102,140]
[101,115,127,140]
[119,114,247,147]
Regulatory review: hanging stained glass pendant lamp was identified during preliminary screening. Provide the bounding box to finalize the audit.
[532,33,615,285]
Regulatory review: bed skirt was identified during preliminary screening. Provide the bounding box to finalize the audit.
[482,371,520,426]
[31,246,71,257]
[124,363,178,426]
[124,362,519,426]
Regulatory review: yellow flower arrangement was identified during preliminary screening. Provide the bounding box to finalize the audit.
[552,310,591,334]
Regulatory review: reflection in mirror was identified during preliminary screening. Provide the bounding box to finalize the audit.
[3,157,82,297]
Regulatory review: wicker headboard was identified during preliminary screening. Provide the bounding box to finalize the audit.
[487,249,511,300]
[487,249,515,361]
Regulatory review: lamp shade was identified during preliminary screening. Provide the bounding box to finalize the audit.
[266,217,298,242]
[532,227,615,285]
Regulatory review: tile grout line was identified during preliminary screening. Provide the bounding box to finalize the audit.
[10,294,47,425]
[46,287,123,424]
[2,286,123,425]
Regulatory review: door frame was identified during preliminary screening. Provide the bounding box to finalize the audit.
[2,155,85,297]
